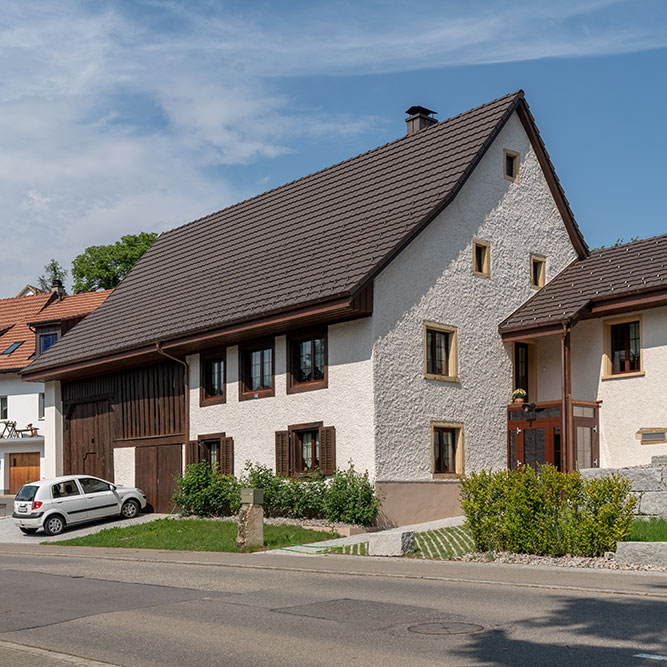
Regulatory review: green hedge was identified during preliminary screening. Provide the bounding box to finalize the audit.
[173,462,381,525]
[459,465,638,557]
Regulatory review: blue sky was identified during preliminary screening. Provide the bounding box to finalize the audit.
[0,0,666,297]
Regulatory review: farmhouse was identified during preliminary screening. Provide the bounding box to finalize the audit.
[23,90,592,524]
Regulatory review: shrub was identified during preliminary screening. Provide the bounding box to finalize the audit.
[323,465,381,525]
[173,463,241,517]
[459,465,637,557]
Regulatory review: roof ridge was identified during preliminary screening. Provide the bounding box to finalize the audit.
[160,90,525,241]
[592,232,667,255]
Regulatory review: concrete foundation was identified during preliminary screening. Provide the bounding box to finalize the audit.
[368,531,416,556]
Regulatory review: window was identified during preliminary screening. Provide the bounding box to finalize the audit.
[40,333,58,354]
[603,316,644,379]
[636,429,667,445]
[201,353,225,406]
[275,424,336,477]
[424,322,458,381]
[38,393,45,420]
[530,255,546,289]
[239,340,274,400]
[287,330,327,393]
[190,434,234,474]
[80,478,111,494]
[472,239,490,278]
[503,149,520,183]
[514,342,529,401]
[432,423,463,476]
[0,396,7,420]
[52,481,81,498]
[1,341,24,355]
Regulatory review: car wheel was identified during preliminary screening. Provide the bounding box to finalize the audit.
[43,514,66,536]
[19,527,37,535]
[121,499,140,519]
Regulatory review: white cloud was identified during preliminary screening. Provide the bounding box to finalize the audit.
[0,0,664,296]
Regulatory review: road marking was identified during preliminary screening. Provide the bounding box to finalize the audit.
[0,639,121,666]
[635,655,667,662]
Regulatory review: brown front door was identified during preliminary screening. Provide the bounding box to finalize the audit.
[135,444,183,513]
[65,400,114,481]
[508,405,563,471]
[9,453,40,494]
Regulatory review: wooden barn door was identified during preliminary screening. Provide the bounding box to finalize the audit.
[135,444,182,513]
[65,400,114,481]
[9,453,41,493]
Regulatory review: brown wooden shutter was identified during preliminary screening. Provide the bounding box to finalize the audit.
[221,437,234,475]
[319,426,336,475]
[187,441,200,465]
[275,430,290,477]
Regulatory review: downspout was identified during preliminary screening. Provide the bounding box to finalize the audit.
[155,342,190,457]
[560,323,572,472]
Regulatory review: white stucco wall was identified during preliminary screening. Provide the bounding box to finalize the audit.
[43,381,63,478]
[188,319,376,478]
[114,447,136,487]
[371,111,579,480]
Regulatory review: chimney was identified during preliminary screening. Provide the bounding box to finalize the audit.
[51,280,65,301]
[405,106,438,135]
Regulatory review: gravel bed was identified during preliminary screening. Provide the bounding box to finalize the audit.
[169,513,361,533]
[457,550,667,572]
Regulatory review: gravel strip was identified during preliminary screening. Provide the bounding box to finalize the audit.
[169,513,361,533]
[457,550,667,572]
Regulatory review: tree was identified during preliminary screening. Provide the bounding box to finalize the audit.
[71,232,158,292]
[37,259,68,293]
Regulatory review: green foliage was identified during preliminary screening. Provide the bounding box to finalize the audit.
[629,518,667,542]
[37,259,68,293]
[71,232,158,292]
[459,465,638,557]
[591,236,639,252]
[173,461,381,525]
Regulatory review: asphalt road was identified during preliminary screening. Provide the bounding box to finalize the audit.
[0,545,665,666]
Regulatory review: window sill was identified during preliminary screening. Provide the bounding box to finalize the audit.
[530,283,543,291]
[601,370,645,381]
[286,379,328,395]
[424,373,460,383]
[200,394,226,407]
[472,271,490,279]
[432,472,459,480]
[238,387,275,402]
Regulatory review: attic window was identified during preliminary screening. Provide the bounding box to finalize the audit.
[530,255,546,289]
[637,429,667,444]
[504,149,520,183]
[472,239,490,278]
[1,341,24,355]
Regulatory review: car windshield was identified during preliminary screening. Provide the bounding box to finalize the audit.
[16,485,38,501]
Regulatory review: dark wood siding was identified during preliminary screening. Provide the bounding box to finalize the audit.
[135,443,183,513]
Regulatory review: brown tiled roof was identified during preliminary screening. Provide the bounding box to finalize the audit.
[29,290,112,324]
[0,293,52,372]
[25,90,586,376]
[500,234,667,334]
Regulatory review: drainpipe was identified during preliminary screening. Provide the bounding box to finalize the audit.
[560,323,572,472]
[155,342,190,459]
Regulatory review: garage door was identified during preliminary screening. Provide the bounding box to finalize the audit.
[9,452,40,494]
[135,444,182,513]
[65,400,114,481]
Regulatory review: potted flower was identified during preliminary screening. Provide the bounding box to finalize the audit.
[511,388,527,404]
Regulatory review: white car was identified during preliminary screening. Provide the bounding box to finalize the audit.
[13,475,147,536]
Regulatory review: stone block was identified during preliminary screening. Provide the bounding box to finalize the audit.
[616,542,667,568]
[236,504,264,550]
[368,531,415,556]
[580,467,664,491]
[639,492,667,517]
[651,456,667,466]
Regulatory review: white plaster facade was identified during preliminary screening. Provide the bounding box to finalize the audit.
[531,306,667,468]
[0,374,46,493]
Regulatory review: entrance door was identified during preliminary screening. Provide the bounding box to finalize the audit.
[508,406,563,471]
[9,453,40,493]
[65,401,114,481]
[135,444,183,513]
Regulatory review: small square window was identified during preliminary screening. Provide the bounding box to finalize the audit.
[201,353,226,406]
[602,316,644,380]
[472,239,490,278]
[530,255,546,289]
[39,333,58,355]
[424,322,459,382]
[432,423,463,476]
[503,149,520,183]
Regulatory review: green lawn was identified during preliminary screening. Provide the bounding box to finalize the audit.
[49,518,338,553]
[416,525,475,559]
[629,518,667,542]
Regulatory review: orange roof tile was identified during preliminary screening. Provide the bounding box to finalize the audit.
[30,290,112,324]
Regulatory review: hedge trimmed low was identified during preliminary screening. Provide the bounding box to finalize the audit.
[459,465,638,557]
[173,461,381,525]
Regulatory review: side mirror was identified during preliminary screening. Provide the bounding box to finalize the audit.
[110,484,117,492]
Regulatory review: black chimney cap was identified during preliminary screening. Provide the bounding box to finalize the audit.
[405,106,437,117]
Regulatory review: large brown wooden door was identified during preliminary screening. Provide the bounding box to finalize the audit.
[135,444,182,513]
[65,400,114,481]
[9,453,40,494]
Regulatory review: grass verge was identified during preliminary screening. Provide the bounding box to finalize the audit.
[629,518,667,542]
[415,525,474,559]
[48,518,338,553]
[327,542,369,556]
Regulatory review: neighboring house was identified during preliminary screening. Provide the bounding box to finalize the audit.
[16,285,40,298]
[499,234,667,471]
[0,286,110,493]
[23,90,589,525]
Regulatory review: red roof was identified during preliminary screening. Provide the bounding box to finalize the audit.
[30,290,112,324]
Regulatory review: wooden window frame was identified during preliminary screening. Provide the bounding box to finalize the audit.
[238,339,275,401]
[286,328,328,395]
[194,432,234,474]
[503,149,520,184]
[200,352,226,407]
[423,321,459,383]
[288,421,324,476]
[602,314,645,380]
[530,255,546,290]
[512,341,537,402]
[472,238,491,278]
[635,428,667,445]
[431,422,464,478]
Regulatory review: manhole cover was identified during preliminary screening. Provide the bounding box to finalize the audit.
[407,622,484,636]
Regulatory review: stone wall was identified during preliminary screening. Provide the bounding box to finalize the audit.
[581,458,667,517]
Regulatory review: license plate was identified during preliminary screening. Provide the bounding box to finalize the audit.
[17,506,27,513]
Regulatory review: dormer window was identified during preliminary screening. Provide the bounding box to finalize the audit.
[1,341,24,355]
[39,333,58,354]
[503,149,520,183]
